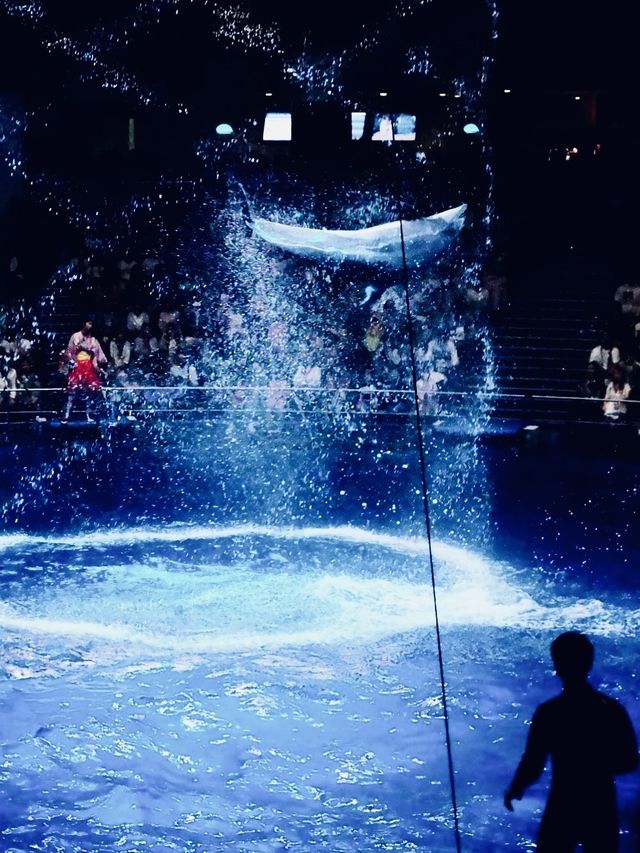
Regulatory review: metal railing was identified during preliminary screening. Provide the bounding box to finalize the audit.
[1,384,638,426]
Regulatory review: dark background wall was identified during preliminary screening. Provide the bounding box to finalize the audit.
[0,0,637,297]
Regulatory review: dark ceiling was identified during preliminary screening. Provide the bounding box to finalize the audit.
[0,0,633,109]
[0,0,636,273]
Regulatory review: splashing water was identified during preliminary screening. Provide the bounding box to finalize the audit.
[1,524,636,676]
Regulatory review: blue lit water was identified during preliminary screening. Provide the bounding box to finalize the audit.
[1,424,639,851]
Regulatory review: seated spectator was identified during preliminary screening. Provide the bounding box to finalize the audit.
[603,376,631,419]
[292,362,322,388]
[86,258,105,283]
[613,282,640,317]
[371,285,404,314]
[609,338,623,367]
[107,366,133,408]
[158,304,180,334]
[7,256,26,292]
[425,332,459,373]
[265,379,288,411]
[622,350,640,390]
[356,371,379,412]
[158,321,181,356]
[465,281,489,310]
[588,336,612,371]
[132,323,159,360]
[363,315,384,353]
[248,284,269,319]
[141,255,160,276]
[267,320,288,353]
[168,352,198,386]
[116,254,139,283]
[16,358,41,409]
[409,292,429,326]
[181,301,202,337]
[416,369,447,415]
[126,304,150,335]
[106,280,128,327]
[579,361,606,399]
[484,272,507,311]
[0,356,17,405]
[109,330,132,371]
[0,333,32,359]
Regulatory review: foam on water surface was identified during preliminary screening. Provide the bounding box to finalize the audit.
[1,525,637,678]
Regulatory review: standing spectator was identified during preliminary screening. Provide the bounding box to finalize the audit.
[504,632,638,851]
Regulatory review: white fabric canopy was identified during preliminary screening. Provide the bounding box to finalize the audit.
[251,203,467,268]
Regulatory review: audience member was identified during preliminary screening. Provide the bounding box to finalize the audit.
[0,245,495,422]
[0,356,17,405]
[613,281,640,318]
[579,361,606,399]
[363,315,384,353]
[425,332,459,373]
[505,631,638,850]
[126,304,150,334]
[588,336,612,371]
[16,358,41,409]
[603,376,631,420]
[109,330,132,371]
[169,352,198,386]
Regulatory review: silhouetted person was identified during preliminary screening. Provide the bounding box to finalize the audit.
[504,632,638,851]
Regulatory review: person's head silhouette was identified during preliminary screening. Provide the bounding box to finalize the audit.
[550,631,594,687]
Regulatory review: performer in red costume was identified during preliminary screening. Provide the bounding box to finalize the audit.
[61,319,107,422]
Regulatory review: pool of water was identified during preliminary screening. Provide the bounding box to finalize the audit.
[1,508,639,851]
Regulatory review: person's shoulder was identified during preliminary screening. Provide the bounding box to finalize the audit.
[592,689,630,714]
[539,693,563,709]
[532,693,563,719]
